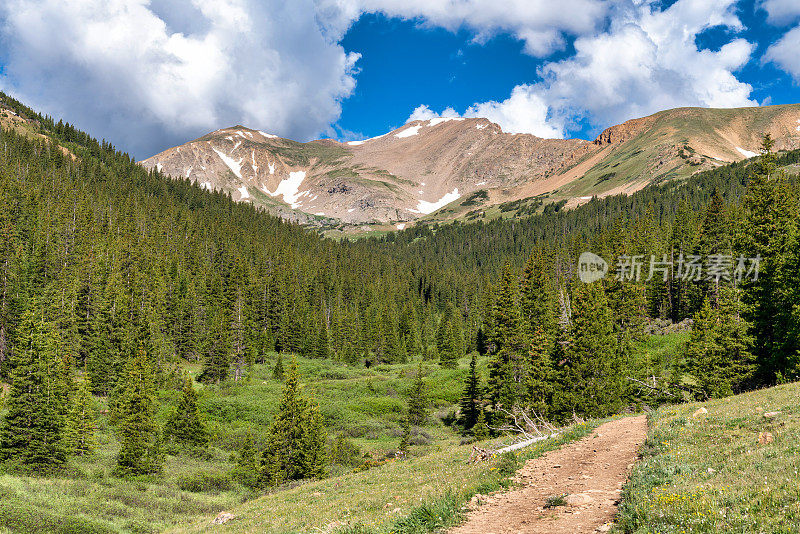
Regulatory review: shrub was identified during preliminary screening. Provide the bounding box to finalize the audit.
[545,494,567,508]
[176,472,232,493]
[328,434,362,467]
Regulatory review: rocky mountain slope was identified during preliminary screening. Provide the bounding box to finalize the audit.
[141,104,800,232]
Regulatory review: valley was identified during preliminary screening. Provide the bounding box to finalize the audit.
[2,91,800,534]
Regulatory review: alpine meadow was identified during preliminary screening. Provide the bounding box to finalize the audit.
[2,2,800,532]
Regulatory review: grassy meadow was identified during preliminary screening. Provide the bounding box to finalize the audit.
[168,422,596,534]
[0,353,494,533]
[615,381,800,533]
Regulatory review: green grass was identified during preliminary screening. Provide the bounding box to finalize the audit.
[0,354,485,533]
[632,332,689,379]
[168,422,597,533]
[615,381,800,533]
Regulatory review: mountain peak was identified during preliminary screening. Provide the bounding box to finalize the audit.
[141,103,800,234]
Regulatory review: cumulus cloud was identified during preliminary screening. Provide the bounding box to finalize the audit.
[408,105,460,122]
[316,0,609,56]
[765,26,800,81]
[463,87,563,138]
[0,0,360,158]
[759,0,800,25]
[407,0,756,138]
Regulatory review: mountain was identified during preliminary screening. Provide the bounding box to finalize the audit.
[142,104,800,232]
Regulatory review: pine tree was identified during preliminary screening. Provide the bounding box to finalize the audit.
[686,293,755,399]
[164,373,208,448]
[273,352,285,381]
[740,134,797,383]
[65,379,96,456]
[472,410,490,441]
[554,282,622,419]
[458,352,482,432]
[113,346,163,476]
[0,309,67,471]
[399,416,411,454]
[524,327,553,419]
[197,312,230,384]
[407,363,428,425]
[258,365,326,487]
[231,432,260,488]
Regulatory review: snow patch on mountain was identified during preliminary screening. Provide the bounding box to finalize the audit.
[238,186,250,199]
[736,146,757,158]
[258,131,278,139]
[476,123,488,130]
[395,124,423,138]
[212,147,243,179]
[410,188,461,214]
[268,171,306,208]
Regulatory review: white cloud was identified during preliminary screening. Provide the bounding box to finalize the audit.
[759,0,800,25]
[406,0,756,139]
[316,0,610,56]
[464,86,563,138]
[765,26,800,81]
[408,105,460,122]
[0,0,359,158]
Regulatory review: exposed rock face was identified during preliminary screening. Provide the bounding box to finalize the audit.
[141,104,800,230]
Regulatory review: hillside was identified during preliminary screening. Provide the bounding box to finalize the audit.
[141,104,800,233]
[617,381,800,532]
[3,91,800,534]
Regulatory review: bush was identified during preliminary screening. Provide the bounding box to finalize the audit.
[328,434,362,467]
[176,472,232,493]
[0,501,117,534]
[545,494,567,508]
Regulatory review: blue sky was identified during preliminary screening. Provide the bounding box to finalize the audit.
[0,0,799,158]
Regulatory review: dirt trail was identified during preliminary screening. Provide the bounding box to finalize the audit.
[450,415,648,534]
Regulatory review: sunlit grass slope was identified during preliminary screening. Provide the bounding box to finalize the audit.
[616,381,800,533]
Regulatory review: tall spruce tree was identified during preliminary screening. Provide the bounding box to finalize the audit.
[555,282,623,419]
[164,373,208,448]
[520,252,556,343]
[113,346,163,476]
[686,293,754,399]
[0,309,67,471]
[740,134,797,383]
[458,352,482,433]
[524,327,553,419]
[258,365,326,487]
[65,379,96,456]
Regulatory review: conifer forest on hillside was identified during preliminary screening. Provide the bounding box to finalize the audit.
[2,86,800,533]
